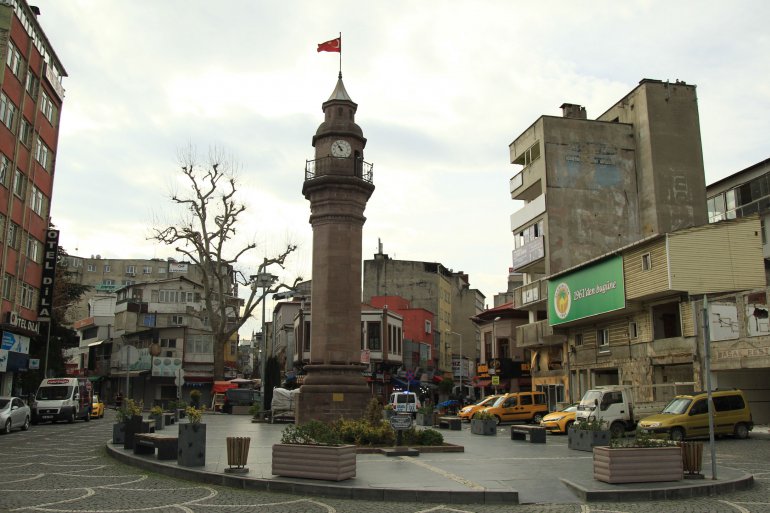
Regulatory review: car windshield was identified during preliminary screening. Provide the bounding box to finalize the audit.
[0,399,9,408]
[577,391,602,411]
[36,386,73,400]
[92,395,100,403]
[478,396,497,406]
[561,403,578,412]
[662,397,692,414]
[491,396,507,407]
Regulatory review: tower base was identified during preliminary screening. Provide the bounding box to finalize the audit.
[296,364,371,425]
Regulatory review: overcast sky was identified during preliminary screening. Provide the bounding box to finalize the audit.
[35,1,769,334]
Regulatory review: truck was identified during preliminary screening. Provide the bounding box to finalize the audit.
[574,383,696,437]
[31,377,92,424]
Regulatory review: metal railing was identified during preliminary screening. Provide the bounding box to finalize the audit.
[305,156,373,184]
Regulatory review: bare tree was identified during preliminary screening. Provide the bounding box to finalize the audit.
[151,146,300,380]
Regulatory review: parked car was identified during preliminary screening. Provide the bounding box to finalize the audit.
[540,403,578,433]
[388,391,421,416]
[222,388,261,414]
[458,395,501,422]
[478,391,549,425]
[637,389,753,441]
[90,394,105,419]
[0,396,31,434]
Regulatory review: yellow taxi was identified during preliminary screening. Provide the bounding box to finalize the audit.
[458,395,501,422]
[540,403,577,433]
[90,394,105,419]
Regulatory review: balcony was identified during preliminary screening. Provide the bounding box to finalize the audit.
[305,156,373,184]
[510,194,545,233]
[516,320,567,348]
[512,236,545,272]
[513,279,547,309]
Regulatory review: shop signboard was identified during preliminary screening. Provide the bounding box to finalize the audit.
[548,256,625,325]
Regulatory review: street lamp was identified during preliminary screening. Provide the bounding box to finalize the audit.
[252,271,278,392]
[492,317,501,395]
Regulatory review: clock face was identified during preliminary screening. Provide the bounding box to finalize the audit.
[331,139,352,158]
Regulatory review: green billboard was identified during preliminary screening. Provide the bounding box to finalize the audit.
[548,255,625,325]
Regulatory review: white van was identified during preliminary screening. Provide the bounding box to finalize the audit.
[32,377,92,424]
[389,391,421,415]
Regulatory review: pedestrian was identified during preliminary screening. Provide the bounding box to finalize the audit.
[115,391,123,409]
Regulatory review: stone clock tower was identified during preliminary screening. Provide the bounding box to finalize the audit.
[296,74,375,424]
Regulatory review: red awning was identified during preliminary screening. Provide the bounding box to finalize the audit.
[475,379,491,388]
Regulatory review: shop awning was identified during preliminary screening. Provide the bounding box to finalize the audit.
[474,379,491,388]
[391,376,421,389]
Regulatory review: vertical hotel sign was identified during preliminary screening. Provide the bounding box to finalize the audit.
[548,255,625,325]
[37,229,60,321]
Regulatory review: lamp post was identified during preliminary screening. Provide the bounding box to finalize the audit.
[252,270,278,392]
[492,317,501,395]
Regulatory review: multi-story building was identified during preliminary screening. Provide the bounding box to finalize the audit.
[362,246,485,378]
[0,1,66,395]
[508,79,709,399]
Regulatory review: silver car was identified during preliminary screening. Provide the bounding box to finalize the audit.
[0,396,31,434]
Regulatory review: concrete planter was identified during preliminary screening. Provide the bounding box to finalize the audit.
[272,443,356,481]
[178,423,206,467]
[593,445,683,483]
[471,418,497,435]
[123,415,143,450]
[150,413,164,430]
[568,426,610,451]
[112,422,125,444]
[415,412,434,426]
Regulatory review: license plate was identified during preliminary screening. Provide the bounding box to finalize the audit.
[42,415,53,419]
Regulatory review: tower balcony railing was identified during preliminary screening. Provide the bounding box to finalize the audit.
[305,156,373,184]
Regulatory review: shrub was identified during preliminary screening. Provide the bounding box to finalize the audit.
[150,405,163,416]
[249,403,262,417]
[280,420,342,446]
[417,404,434,415]
[418,428,444,446]
[190,389,202,407]
[574,417,607,431]
[610,430,678,448]
[473,410,496,421]
[364,398,384,425]
[119,398,142,420]
[186,406,203,424]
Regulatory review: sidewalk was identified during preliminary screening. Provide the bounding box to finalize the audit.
[107,414,761,505]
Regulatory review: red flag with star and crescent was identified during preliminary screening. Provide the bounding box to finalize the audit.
[317,37,341,53]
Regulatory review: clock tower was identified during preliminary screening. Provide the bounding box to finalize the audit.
[297,74,375,424]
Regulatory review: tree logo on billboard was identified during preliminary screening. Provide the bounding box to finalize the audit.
[553,282,571,319]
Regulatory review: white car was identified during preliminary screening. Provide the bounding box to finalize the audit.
[0,396,31,434]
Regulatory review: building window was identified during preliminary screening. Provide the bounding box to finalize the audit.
[104,264,111,272]
[597,328,609,348]
[628,321,638,339]
[366,321,381,350]
[13,169,25,198]
[20,282,35,309]
[19,118,32,146]
[424,320,431,334]
[7,222,19,249]
[126,265,136,275]
[171,315,184,325]
[71,258,83,268]
[158,267,166,274]
[40,91,57,126]
[6,41,21,77]
[575,333,584,346]
[188,334,212,354]
[143,266,152,274]
[513,141,541,167]
[641,253,652,271]
[2,273,15,299]
[30,185,46,217]
[160,338,177,348]
[0,93,16,131]
[123,280,135,286]
[159,290,194,303]
[25,72,39,99]
[0,153,9,187]
[34,136,51,170]
[87,264,96,272]
[103,279,114,286]
[25,236,41,262]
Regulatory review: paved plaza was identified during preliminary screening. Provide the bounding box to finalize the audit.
[0,409,768,513]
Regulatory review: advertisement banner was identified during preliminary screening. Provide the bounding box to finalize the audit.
[548,256,625,325]
[1,332,30,353]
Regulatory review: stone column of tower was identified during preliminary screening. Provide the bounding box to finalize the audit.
[296,74,375,424]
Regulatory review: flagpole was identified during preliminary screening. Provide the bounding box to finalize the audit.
[339,32,342,77]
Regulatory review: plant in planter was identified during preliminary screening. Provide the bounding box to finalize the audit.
[112,402,131,444]
[568,417,610,451]
[594,431,682,483]
[176,400,187,419]
[415,405,434,426]
[150,405,164,431]
[471,410,497,435]
[272,420,356,481]
[122,399,144,450]
[189,389,201,408]
[178,406,206,467]
[382,404,395,420]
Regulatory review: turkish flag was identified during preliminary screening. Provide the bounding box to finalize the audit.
[317,37,341,53]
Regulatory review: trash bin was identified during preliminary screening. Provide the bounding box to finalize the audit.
[225,436,251,473]
[680,441,704,478]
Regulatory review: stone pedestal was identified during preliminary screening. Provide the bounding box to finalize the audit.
[296,364,370,425]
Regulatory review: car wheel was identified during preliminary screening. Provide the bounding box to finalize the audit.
[563,420,574,434]
[3,419,11,434]
[21,416,30,431]
[532,413,544,424]
[85,412,90,422]
[734,423,750,439]
[494,415,502,425]
[610,422,625,438]
[68,411,75,424]
[669,427,685,441]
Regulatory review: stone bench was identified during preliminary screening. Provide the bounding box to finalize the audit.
[162,412,175,426]
[510,424,546,443]
[133,433,178,460]
[438,416,462,430]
